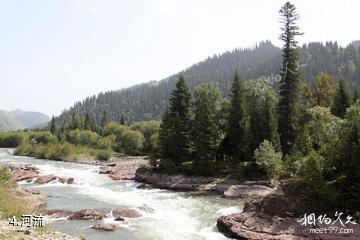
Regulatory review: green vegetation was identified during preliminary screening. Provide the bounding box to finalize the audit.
[153,1,360,216]
[0,165,28,219]
[277,1,303,153]
[0,120,160,161]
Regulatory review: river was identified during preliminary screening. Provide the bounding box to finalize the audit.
[0,149,242,240]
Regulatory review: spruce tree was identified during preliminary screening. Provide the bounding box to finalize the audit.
[223,71,250,161]
[89,116,97,132]
[192,84,221,175]
[331,76,351,118]
[168,76,192,165]
[353,87,360,102]
[158,108,173,160]
[84,114,91,130]
[263,95,281,150]
[50,116,56,135]
[120,113,126,125]
[277,1,303,153]
[101,111,109,128]
[71,113,83,130]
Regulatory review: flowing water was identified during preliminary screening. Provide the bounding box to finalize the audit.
[0,149,242,240]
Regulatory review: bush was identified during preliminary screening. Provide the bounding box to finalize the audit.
[96,149,112,160]
[0,133,26,147]
[119,130,145,155]
[97,135,116,149]
[29,131,57,144]
[67,130,99,147]
[298,150,324,185]
[254,140,283,180]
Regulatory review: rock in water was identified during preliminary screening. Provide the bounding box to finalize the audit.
[34,175,57,184]
[112,209,142,218]
[91,223,117,231]
[65,178,74,184]
[68,209,106,220]
[12,169,38,182]
[109,173,135,180]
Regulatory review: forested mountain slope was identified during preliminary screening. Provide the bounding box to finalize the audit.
[57,40,360,124]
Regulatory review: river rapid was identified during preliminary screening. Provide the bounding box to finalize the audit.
[0,149,242,240]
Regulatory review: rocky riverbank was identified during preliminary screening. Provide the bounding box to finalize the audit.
[98,155,149,180]
[0,220,81,240]
[135,170,283,198]
[216,180,360,240]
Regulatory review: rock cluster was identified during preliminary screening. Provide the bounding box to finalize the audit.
[135,170,281,198]
[217,181,360,240]
[98,156,149,180]
[9,164,75,185]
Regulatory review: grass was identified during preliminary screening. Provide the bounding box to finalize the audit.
[0,165,28,219]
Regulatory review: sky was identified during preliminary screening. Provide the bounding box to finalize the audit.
[0,0,359,116]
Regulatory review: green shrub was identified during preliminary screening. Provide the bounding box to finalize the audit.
[96,149,112,160]
[97,135,116,149]
[298,150,324,185]
[119,130,145,155]
[0,133,26,147]
[254,140,283,180]
[29,131,57,144]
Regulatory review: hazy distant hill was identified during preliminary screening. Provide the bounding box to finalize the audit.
[0,110,23,131]
[0,109,50,131]
[57,40,360,124]
[8,109,50,129]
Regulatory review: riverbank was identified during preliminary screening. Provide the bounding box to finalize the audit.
[0,162,80,239]
[135,169,283,198]
[216,180,360,240]
[0,220,81,240]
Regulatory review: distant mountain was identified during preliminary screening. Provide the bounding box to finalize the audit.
[57,40,360,124]
[0,109,50,131]
[0,110,23,131]
[8,109,50,129]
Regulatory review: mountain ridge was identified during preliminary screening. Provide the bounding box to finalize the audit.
[0,109,50,131]
[57,40,360,124]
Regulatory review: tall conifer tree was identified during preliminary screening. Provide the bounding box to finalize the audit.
[50,116,56,135]
[168,76,192,165]
[84,114,91,130]
[223,71,250,161]
[192,84,221,175]
[277,2,303,153]
[332,76,352,118]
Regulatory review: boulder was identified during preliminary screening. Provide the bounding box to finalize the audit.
[217,180,360,240]
[109,173,135,180]
[44,209,74,219]
[136,183,153,189]
[99,166,114,174]
[14,187,47,210]
[114,216,125,221]
[68,209,106,220]
[12,169,38,182]
[217,211,360,240]
[223,184,283,199]
[112,209,142,218]
[137,204,154,213]
[34,175,57,184]
[91,223,117,231]
[106,163,117,167]
[65,178,74,184]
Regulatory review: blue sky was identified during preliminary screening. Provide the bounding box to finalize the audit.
[0,0,359,116]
